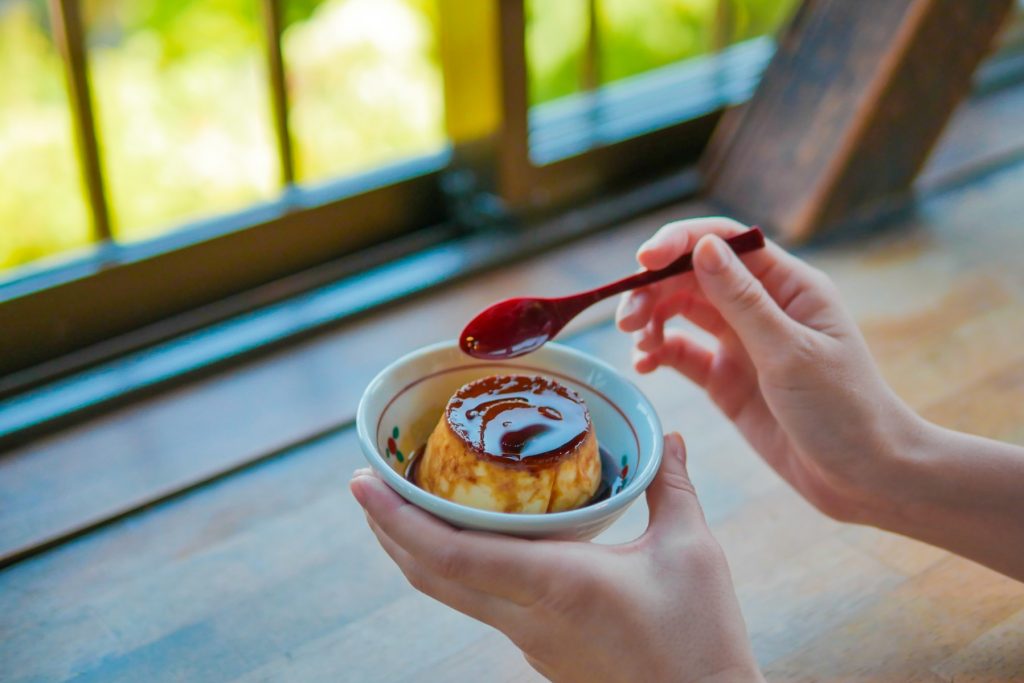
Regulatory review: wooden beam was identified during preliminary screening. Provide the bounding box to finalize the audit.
[494,0,532,206]
[700,0,1015,243]
[49,0,114,244]
[582,0,601,93]
[261,0,296,187]
[438,0,502,148]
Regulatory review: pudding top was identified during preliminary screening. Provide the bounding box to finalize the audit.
[446,375,591,465]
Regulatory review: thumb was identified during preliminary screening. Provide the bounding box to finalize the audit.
[693,234,799,364]
[644,433,706,540]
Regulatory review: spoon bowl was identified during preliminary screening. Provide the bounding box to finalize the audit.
[460,297,572,359]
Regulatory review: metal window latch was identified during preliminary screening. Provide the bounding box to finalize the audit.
[440,168,513,233]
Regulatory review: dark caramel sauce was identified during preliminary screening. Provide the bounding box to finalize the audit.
[446,375,589,467]
[402,376,627,512]
[406,444,426,488]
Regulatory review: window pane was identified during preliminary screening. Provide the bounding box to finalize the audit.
[85,0,279,242]
[283,0,446,185]
[526,0,797,164]
[598,0,716,85]
[598,0,798,82]
[527,0,798,102]
[0,1,92,273]
[525,0,588,106]
[729,0,799,44]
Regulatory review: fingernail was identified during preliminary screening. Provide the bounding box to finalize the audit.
[349,476,371,506]
[697,236,731,274]
[666,433,687,464]
[633,349,656,374]
[620,294,641,320]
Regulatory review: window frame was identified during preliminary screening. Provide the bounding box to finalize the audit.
[489,0,734,212]
[4,0,1024,445]
[3,0,786,388]
[3,0,455,383]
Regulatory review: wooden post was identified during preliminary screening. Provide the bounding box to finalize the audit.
[261,0,295,188]
[700,0,1015,243]
[49,0,113,244]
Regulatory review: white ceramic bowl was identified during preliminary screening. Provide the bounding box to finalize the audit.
[356,340,663,540]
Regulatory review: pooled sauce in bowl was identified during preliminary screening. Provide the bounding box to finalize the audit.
[446,375,589,467]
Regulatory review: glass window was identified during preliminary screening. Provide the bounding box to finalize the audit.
[0,1,92,271]
[729,0,799,45]
[598,0,717,85]
[84,0,279,242]
[525,0,589,106]
[1,0,807,374]
[282,0,446,185]
[525,0,798,164]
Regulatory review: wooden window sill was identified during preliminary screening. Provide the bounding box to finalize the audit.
[3,80,1024,570]
[2,83,1024,682]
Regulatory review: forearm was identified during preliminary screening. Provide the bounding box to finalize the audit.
[878,418,1024,581]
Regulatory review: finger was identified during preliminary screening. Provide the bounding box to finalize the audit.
[635,327,660,354]
[365,515,521,629]
[350,474,549,605]
[753,241,834,313]
[524,653,558,681]
[633,347,661,375]
[668,293,727,337]
[634,312,665,353]
[637,216,749,270]
[634,292,728,358]
[642,433,707,542]
[645,332,715,387]
[692,234,806,367]
[616,288,656,332]
[652,290,729,337]
[638,218,825,315]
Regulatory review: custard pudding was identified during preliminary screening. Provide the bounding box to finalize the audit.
[411,375,601,513]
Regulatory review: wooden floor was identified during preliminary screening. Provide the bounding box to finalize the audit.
[3,85,1024,681]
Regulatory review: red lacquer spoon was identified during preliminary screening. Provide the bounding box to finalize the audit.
[460,227,765,360]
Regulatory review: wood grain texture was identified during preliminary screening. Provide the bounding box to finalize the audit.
[2,81,1022,570]
[3,89,1024,682]
[701,0,1015,241]
[0,201,708,566]
[932,609,1024,682]
[765,558,1024,681]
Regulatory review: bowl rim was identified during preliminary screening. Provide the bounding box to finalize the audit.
[355,340,663,532]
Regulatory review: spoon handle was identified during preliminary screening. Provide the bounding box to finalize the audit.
[577,227,765,307]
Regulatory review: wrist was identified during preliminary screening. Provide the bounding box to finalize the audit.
[860,408,944,535]
[839,398,937,531]
[859,415,1024,581]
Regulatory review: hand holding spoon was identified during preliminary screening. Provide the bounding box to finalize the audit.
[460,227,765,359]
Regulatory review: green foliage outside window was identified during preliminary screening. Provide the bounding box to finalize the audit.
[0,0,793,273]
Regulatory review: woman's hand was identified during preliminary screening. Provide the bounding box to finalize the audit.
[617,217,925,526]
[351,434,764,683]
